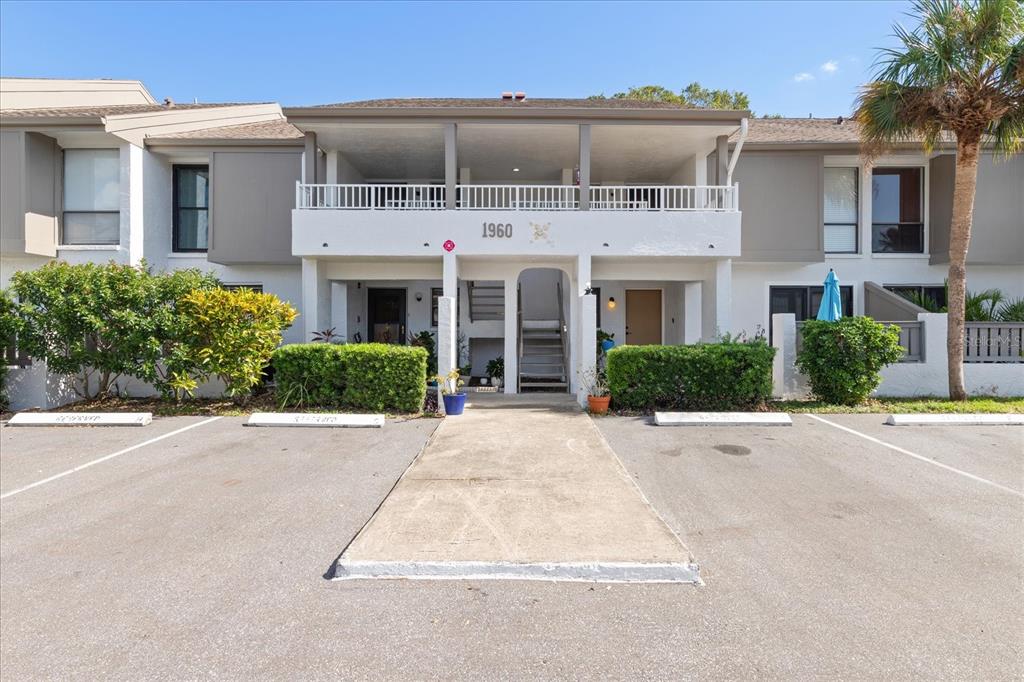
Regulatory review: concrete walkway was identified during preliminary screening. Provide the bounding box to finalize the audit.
[335,393,697,582]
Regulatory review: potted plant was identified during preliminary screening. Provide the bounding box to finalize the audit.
[580,367,611,415]
[436,368,467,415]
[597,329,615,354]
[486,356,504,390]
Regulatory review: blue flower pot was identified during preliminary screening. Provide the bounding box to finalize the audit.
[442,393,467,416]
[601,339,616,352]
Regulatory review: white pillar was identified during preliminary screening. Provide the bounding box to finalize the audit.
[504,277,518,394]
[325,150,339,184]
[694,150,708,209]
[330,282,348,341]
[578,124,591,210]
[121,143,145,265]
[771,313,799,398]
[301,258,328,342]
[573,255,593,399]
[438,253,459,383]
[684,281,702,343]
[701,258,732,342]
[577,293,598,407]
[444,123,457,209]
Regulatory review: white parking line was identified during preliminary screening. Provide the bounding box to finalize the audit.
[806,414,1024,499]
[0,417,222,501]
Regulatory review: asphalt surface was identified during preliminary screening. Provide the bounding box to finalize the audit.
[0,411,1021,679]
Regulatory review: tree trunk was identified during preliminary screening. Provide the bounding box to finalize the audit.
[947,138,981,401]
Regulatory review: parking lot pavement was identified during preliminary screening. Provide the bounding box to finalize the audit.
[1,411,1021,680]
[596,414,1024,680]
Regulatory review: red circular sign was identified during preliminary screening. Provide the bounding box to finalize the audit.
[443,239,456,252]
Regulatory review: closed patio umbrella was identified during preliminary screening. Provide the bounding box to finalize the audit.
[816,269,843,321]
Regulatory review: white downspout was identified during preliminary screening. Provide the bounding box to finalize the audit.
[726,118,748,186]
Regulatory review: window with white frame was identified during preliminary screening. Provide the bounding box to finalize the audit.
[62,149,120,245]
[872,167,924,253]
[824,167,858,253]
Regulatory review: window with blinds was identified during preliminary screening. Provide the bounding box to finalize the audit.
[824,167,858,253]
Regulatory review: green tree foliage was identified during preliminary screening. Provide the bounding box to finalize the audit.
[9,262,218,399]
[797,317,905,405]
[591,81,752,111]
[0,289,22,409]
[171,288,297,401]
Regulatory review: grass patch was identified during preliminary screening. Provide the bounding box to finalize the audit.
[771,396,1024,414]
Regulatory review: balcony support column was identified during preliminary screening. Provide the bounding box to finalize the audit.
[701,258,732,342]
[330,282,348,342]
[301,258,329,342]
[444,123,457,209]
[578,124,591,210]
[503,277,518,394]
[684,281,702,343]
[716,135,729,185]
[575,255,596,407]
[303,131,317,184]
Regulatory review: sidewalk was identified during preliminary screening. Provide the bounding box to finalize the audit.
[335,392,697,582]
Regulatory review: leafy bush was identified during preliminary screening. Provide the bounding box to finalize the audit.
[10,262,218,399]
[272,343,346,408]
[340,344,427,412]
[171,288,297,401]
[796,317,904,405]
[0,289,20,410]
[409,330,437,376]
[272,342,427,413]
[606,341,775,411]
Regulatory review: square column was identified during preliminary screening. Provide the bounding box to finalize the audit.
[301,258,329,342]
[574,255,595,405]
[330,282,348,341]
[683,281,702,343]
[701,258,732,342]
[503,277,518,394]
[578,124,591,210]
[438,253,459,382]
[444,123,457,209]
[121,143,145,265]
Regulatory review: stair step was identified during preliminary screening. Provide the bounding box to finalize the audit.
[520,381,568,389]
[521,320,560,330]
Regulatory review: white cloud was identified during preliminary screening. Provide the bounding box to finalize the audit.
[793,72,815,83]
[821,60,839,74]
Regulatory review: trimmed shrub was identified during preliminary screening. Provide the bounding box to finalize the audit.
[606,341,775,411]
[272,343,427,413]
[340,344,427,413]
[0,289,20,410]
[273,343,346,408]
[796,317,904,405]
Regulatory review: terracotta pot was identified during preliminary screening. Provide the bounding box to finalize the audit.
[587,395,611,415]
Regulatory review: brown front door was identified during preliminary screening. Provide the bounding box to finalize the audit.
[625,289,662,345]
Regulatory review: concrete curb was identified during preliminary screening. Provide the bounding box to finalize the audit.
[655,412,792,426]
[333,559,702,584]
[885,413,1024,426]
[7,412,152,427]
[245,413,384,428]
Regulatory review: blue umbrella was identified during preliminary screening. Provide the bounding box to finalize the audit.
[816,269,843,321]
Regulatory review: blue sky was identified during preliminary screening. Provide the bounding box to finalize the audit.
[1,1,913,116]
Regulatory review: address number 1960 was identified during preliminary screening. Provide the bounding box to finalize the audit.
[482,222,513,238]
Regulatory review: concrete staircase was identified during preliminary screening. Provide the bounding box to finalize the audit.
[467,281,504,321]
[519,320,568,391]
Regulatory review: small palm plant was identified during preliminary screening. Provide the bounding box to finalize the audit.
[854,0,1023,399]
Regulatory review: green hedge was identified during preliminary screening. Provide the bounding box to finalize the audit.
[606,342,775,411]
[796,317,904,405]
[272,343,427,413]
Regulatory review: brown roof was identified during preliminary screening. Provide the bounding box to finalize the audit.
[0,102,270,119]
[310,97,720,110]
[153,118,303,141]
[739,117,861,145]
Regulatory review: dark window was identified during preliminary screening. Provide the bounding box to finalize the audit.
[885,284,947,310]
[431,287,443,327]
[872,167,923,253]
[221,283,263,293]
[769,285,854,332]
[173,165,209,252]
[592,286,602,328]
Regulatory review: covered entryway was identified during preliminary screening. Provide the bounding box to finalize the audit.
[367,288,407,343]
[625,289,663,345]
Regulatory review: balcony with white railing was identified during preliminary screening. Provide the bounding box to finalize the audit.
[296,182,738,212]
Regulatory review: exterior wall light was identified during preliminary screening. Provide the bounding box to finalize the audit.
[608,297,616,309]
[415,292,423,302]
[512,168,520,172]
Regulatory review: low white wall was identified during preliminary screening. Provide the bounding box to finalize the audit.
[772,312,1024,399]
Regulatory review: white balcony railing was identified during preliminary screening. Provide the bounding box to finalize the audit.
[296,183,738,212]
[296,183,446,210]
[590,185,737,211]
[457,185,579,210]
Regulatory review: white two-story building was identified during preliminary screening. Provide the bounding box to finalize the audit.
[2,79,1022,409]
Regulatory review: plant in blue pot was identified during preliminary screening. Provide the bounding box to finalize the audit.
[597,329,616,354]
[436,368,467,415]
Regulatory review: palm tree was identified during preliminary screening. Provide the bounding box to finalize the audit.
[855,0,1023,400]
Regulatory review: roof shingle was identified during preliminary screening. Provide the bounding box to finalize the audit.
[0,102,271,119]
[153,118,303,141]
[309,97,725,110]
